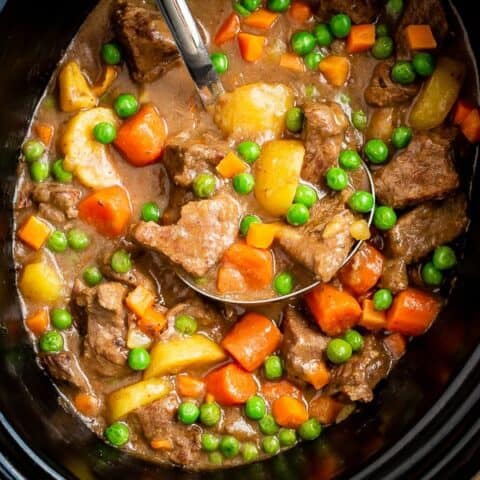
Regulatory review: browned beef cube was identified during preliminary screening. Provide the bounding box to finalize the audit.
[41,352,87,389]
[31,183,81,225]
[317,0,381,23]
[379,258,409,293]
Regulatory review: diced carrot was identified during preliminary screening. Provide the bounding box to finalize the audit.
[222,242,273,289]
[452,99,475,125]
[309,396,344,425]
[216,151,247,178]
[150,439,173,450]
[288,2,312,24]
[461,108,480,143]
[279,53,305,72]
[383,332,407,360]
[303,360,330,390]
[238,33,266,63]
[319,55,351,87]
[404,25,437,50]
[346,24,376,53]
[17,215,52,250]
[216,264,247,294]
[359,299,387,330]
[338,244,385,295]
[204,363,257,406]
[386,288,441,336]
[243,9,279,30]
[114,104,167,167]
[261,380,302,405]
[34,122,54,147]
[205,393,215,404]
[305,284,362,336]
[126,286,156,317]
[221,312,282,372]
[214,13,240,46]
[246,223,281,249]
[272,395,309,428]
[138,306,167,338]
[74,393,99,417]
[176,375,206,400]
[26,310,49,336]
[78,186,132,238]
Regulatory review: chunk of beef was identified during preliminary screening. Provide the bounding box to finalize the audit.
[301,101,349,184]
[41,352,87,389]
[395,0,448,59]
[379,258,409,293]
[277,193,355,282]
[31,183,81,225]
[317,0,380,23]
[132,194,241,277]
[281,307,329,388]
[163,132,229,187]
[374,131,459,208]
[112,0,180,83]
[386,194,468,263]
[364,60,420,107]
[135,394,201,465]
[326,335,392,402]
[221,408,260,441]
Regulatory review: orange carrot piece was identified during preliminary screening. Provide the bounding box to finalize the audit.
[243,9,279,30]
[246,223,281,249]
[453,99,475,125]
[216,151,247,178]
[461,108,480,143]
[303,360,330,390]
[150,439,173,450]
[272,395,309,428]
[279,53,306,72]
[338,244,385,295]
[74,393,99,417]
[176,375,206,400]
[138,306,167,338]
[205,363,257,406]
[78,186,132,238]
[114,104,167,167]
[34,122,54,147]
[216,264,247,294]
[17,215,52,250]
[126,286,156,317]
[383,332,407,360]
[221,312,282,371]
[288,2,313,24]
[26,310,49,336]
[309,396,344,425]
[205,393,215,404]
[319,55,350,87]
[238,33,266,63]
[404,25,437,50]
[261,380,302,405]
[359,299,387,330]
[305,284,362,336]
[386,288,441,336]
[214,13,240,46]
[346,24,376,53]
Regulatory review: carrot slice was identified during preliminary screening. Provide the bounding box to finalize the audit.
[126,286,156,317]
[305,284,362,336]
[176,375,206,399]
[221,312,282,372]
[238,33,266,63]
[404,25,437,50]
[17,215,52,250]
[261,380,302,405]
[214,13,240,46]
[138,306,167,338]
[383,332,407,360]
[346,24,376,53]
[288,2,313,24]
[319,56,350,87]
[204,363,257,406]
[461,108,480,143]
[246,223,281,249]
[303,360,330,390]
[26,310,49,336]
[386,288,441,336]
[279,53,306,72]
[359,299,387,330]
[243,9,279,30]
[272,396,309,428]
[452,99,475,125]
[34,122,54,147]
[216,264,247,294]
[78,186,132,238]
[216,151,247,178]
[150,439,173,450]
[74,393,99,417]
[309,396,344,425]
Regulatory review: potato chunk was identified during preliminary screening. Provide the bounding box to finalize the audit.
[58,61,97,113]
[19,262,64,304]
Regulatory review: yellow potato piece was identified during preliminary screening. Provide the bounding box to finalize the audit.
[19,262,64,304]
[144,334,227,380]
[214,83,294,141]
[254,140,305,216]
[59,61,97,113]
[107,377,171,422]
[62,108,121,189]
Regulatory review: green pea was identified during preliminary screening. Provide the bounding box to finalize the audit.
[294,184,318,208]
[23,140,45,162]
[193,173,216,198]
[245,395,266,421]
[209,451,223,465]
[298,419,322,440]
[348,191,374,213]
[286,203,310,226]
[39,331,64,353]
[391,61,416,85]
[175,314,197,335]
[273,272,294,296]
[412,53,435,77]
[128,348,151,371]
[67,229,90,251]
[242,442,259,462]
[114,93,139,118]
[239,215,262,237]
[365,139,389,164]
[351,110,368,131]
[339,150,362,171]
[233,173,255,195]
[29,160,49,182]
[105,422,129,447]
[93,122,117,144]
[386,0,404,15]
[237,141,261,164]
[286,107,305,133]
[326,167,348,191]
[371,36,394,59]
[432,246,457,270]
[278,428,297,446]
[83,266,103,287]
[200,402,222,427]
[373,206,397,231]
[267,0,291,13]
[313,23,333,47]
[330,13,352,38]
[211,52,229,75]
[422,262,443,286]
[304,51,323,71]
[51,159,73,183]
[391,126,413,149]
[373,289,393,311]
[47,231,68,253]
[326,338,352,364]
[110,250,132,274]
[262,435,280,455]
[242,0,261,11]
[259,414,279,435]
[233,2,251,16]
[101,43,122,65]
[201,433,220,452]
[141,202,161,222]
[376,24,389,37]
[219,435,240,458]
[264,355,283,380]
[343,329,364,352]
[50,308,72,330]
[178,401,200,425]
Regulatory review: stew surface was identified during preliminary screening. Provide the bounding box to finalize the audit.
[13,0,476,470]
